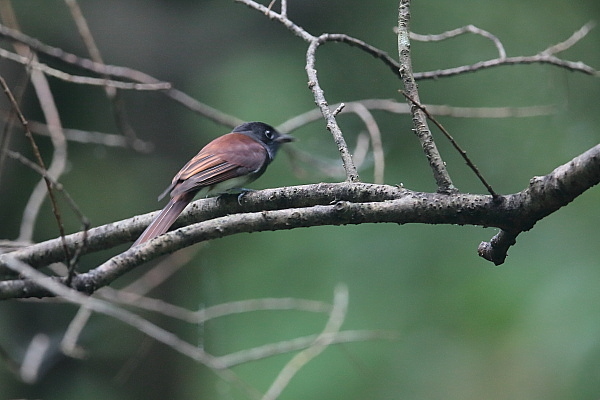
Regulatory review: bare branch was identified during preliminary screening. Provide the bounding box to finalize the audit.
[410,24,507,59]
[60,307,92,358]
[3,149,89,227]
[278,99,556,133]
[21,118,154,153]
[478,143,600,263]
[61,247,198,357]
[349,103,385,183]
[0,75,73,268]
[0,22,242,127]
[262,284,348,400]
[0,22,162,82]
[3,255,394,398]
[400,90,498,198]
[216,329,397,369]
[541,21,596,55]
[398,0,456,193]
[100,292,333,324]
[0,3,597,397]
[0,6,71,247]
[66,0,148,147]
[0,0,596,295]
[1,254,223,367]
[234,1,360,181]
[0,57,28,187]
[19,333,51,383]
[280,0,287,17]
[478,230,518,266]
[306,37,359,182]
[1,142,598,296]
[235,0,315,42]
[0,47,171,90]
[414,55,598,80]
[414,22,599,80]
[310,33,403,79]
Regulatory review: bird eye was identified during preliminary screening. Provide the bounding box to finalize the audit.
[264,130,275,140]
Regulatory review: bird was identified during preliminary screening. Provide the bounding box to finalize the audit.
[132,121,294,247]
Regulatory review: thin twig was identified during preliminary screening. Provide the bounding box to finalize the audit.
[65,0,141,146]
[414,55,598,80]
[0,47,170,90]
[400,90,498,198]
[19,333,51,383]
[235,0,360,181]
[235,0,314,41]
[351,132,371,173]
[0,4,71,249]
[0,75,72,267]
[120,247,199,295]
[0,22,161,82]
[277,99,556,133]
[4,149,90,225]
[0,22,241,127]
[262,284,349,400]
[0,63,28,187]
[61,247,198,357]
[2,255,221,366]
[410,24,506,59]
[16,117,154,153]
[280,0,287,17]
[315,33,403,79]
[3,255,392,398]
[349,103,385,184]
[99,292,333,324]
[60,307,92,358]
[414,22,598,80]
[216,329,397,369]
[542,21,596,55]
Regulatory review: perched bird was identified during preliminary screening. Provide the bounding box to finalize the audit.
[132,122,294,247]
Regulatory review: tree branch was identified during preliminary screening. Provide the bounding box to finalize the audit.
[306,37,359,182]
[1,143,598,298]
[278,99,556,133]
[398,0,456,193]
[1,256,394,391]
[0,22,242,128]
[413,22,598,80]
[236,1,361,181]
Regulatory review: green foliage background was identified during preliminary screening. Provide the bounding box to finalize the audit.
[1,0,599,399]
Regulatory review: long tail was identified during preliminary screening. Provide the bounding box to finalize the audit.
[132,193,193,247]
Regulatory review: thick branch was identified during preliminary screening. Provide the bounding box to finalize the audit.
[1,143,598,298]
[479,144,600,264]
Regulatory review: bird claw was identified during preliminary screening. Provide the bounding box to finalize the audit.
[236,188,254,205]
[215,188,254,206]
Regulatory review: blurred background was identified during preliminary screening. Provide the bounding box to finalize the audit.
[1,0,599,399]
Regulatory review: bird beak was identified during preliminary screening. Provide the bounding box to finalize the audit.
[276,133,295,143]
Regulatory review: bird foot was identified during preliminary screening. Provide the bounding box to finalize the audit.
[216,188,254,205]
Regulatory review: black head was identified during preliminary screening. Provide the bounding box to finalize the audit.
[233,122,294,159]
